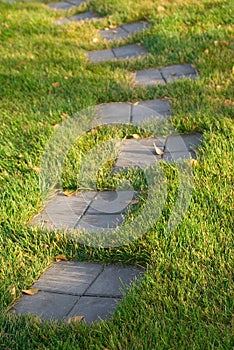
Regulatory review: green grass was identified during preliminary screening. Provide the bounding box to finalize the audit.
[0,0,233,348]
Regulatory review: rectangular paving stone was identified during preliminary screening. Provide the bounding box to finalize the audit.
[135,68,166,86]
[85,265,144,297]
[76,213,124,230]
[48,2,75,10]
[67,296,120,323]
[113,44,148,60]
[165,133,203,153]
[99,27,129,41]
[31,192,94,230]
[131,99,171,124]
[87,49,115,64]
[68,0,88,5]
[163,150,196,162]
[88,191,136,214]
[160,64,198,83]
[93,102,131,126]
[121,21,149,34]
[33,262,103,295]
[12,291,79,321]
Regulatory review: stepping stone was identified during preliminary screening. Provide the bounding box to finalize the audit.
[55,11,100,25]
[112,44,148,60]
[131,99,171,125]
[31,192,95,230]
[160,64,198,83]
[87,44,148,64]
[93,102,131,126]
[135,68,166,86]
[114,137,166,170]
[12,262,144,323]
[162,133,203,161]
[115,133,203,170]
[99,21,149,42]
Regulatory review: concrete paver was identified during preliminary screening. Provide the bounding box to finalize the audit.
[55,12,100,24]
[160,64,198,82]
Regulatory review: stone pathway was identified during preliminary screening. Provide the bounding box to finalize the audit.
[8,1,202,325]
[12,262,144,323]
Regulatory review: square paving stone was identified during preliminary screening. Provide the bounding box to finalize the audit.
[88,191,136,214]
[87,49,115,64]
[131,99,171,124]
[31,192,94,230]
[85,265,144,297]
[162,150,195,162]
[121,21,149,34]
[165,133,202,153]
[33,262,104,295]
[135,68,165,86]
[48,2,75,10]
[68,0,88,5]
[12,291,79,321]
[160,64,198,83]
[99,27,129,41]
[93,102,131,125]
[76,213,124,230]
[55,12,100,25]
[112,44,148,59]
[67,296,120,323]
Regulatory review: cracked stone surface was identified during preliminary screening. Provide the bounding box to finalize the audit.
[55,11,100,24]
[12,262,144,323]
[99,21,149,42]
[48,0,87,10]
[134,64,198,86]
[87,44,148,64]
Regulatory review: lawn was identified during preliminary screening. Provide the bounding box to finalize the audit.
[0,0,233,349]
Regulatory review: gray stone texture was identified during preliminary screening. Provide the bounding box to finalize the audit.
[87,44,148,64]
[12,262,144,323]
[99,21,149,42]
[160,64,198,83]
[131,99,171,124]
[93,102,131,126]
[135,68,166,86]
[115,138,166,170]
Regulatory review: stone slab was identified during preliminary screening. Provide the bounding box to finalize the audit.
[87,49,115,64]
[85,265,144,297]
[135,68,166,86]
[31,192,94,230]
[48,2,75,10]
[112,44,148,60]
[76,213,124,230]
[33,262,103,295]
[122,21,149,34]
[131,99,171,124]
[68,0,88,5]
[162,150,196,162]
[99,27,129,41]
[160,64,198,83]
[88,191,135,214]
[12,291,78,321]
[164,133,203,153]
[93,102,131,125]
[67,296,120,323]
